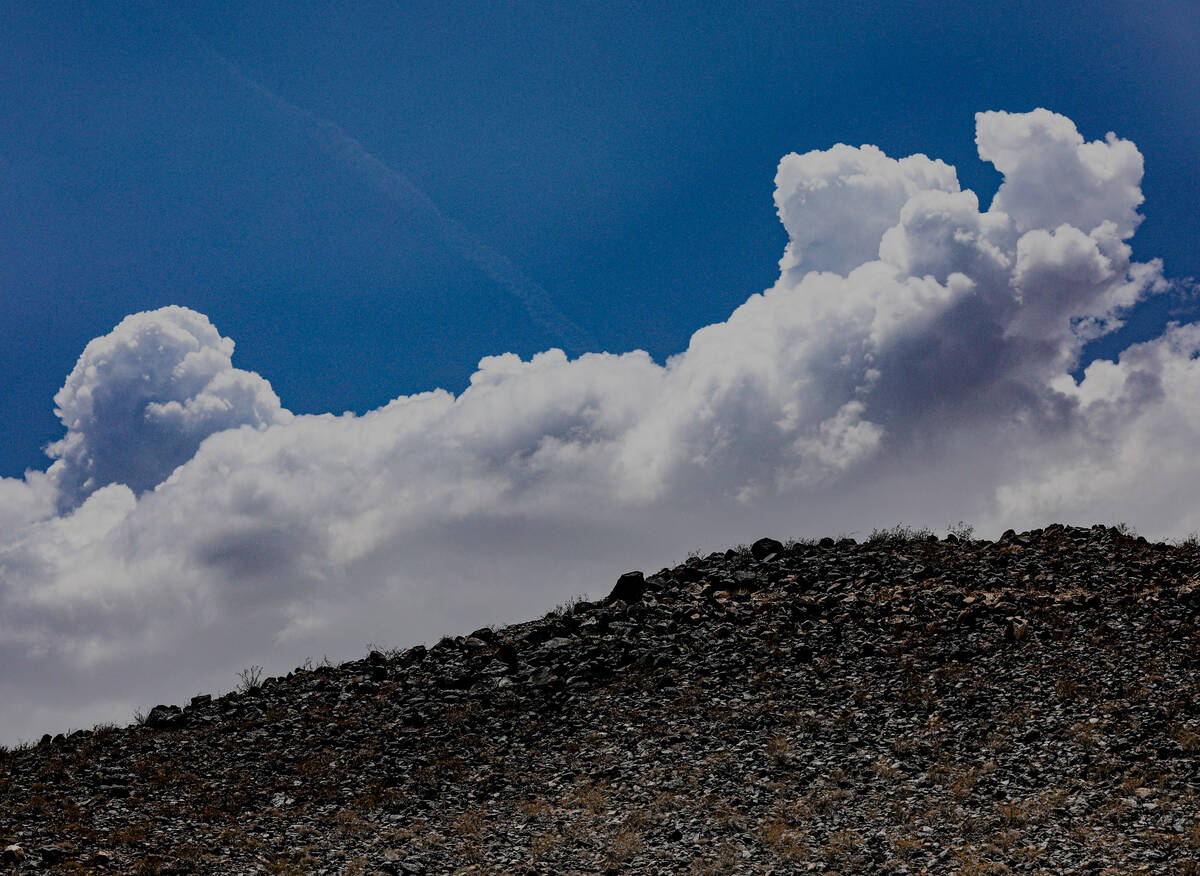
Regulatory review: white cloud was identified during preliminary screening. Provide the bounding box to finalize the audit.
[774,142,960,278]
[0,109,1193,743]
[45,306,291,511]
[978,108,1145,238]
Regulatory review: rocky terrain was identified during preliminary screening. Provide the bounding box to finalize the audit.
[3,523,1200,874]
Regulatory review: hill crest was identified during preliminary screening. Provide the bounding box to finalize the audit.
[3,523,1200,874]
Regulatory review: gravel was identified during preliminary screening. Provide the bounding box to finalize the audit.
[2,523,1200,874]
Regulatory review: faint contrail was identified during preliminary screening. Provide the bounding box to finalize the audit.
[186,33,597,355]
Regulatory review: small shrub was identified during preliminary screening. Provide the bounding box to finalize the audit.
[765,734,791,767]
[947,520,975,540]
[237,664,264,693]
[1056,676,1080,699]
[996,799,1027,826]
[758,817,809,860]
[868,524,934,543]
[891,833,923,860]
[605,826,644,863]
[547,593,588,618]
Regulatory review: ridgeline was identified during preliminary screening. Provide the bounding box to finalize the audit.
[3,524,1200,874]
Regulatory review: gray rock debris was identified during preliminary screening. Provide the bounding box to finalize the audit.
[2,523,1199,874]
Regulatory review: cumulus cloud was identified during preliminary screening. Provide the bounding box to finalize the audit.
[45,306,291,510]
[978,108,1145,238]
[0,109,1195,743]
[775,142,960,278]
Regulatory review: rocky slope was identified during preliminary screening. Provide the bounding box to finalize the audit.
[3,523,1200,874]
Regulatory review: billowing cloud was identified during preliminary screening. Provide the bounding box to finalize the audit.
[1,109,1195,743]
[978,108,1145,238]
[45,306,291,510]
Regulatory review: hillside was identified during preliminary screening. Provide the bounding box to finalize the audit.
[3,523,1200,874]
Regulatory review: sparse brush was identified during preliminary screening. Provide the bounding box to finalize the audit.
[765,734,791,767]
[237,664,264,693]
[867,524,934,543]
[547,593,588,618]
[947,520,975,540]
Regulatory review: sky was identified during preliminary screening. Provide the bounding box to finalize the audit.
[1,1,1198,742]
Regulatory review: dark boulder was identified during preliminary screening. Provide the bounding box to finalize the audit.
[495,641,520,667]
[608,571,646,604]
[750,537,784,561]
[145,704,186,730]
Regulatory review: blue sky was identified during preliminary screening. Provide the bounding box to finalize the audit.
[5,2,1200,742]
[2,0,1196,477]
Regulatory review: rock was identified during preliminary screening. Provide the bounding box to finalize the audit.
[496,641,520,667]
[2,845,25,864]
[92,849,113,867]
[608,571,646,604]
[1004,618,1030,642]
[528,667,562,690]
[144,704,185,729]
[368,649,388,666]
[36,846,65,864]
[751,537,784,561]
[0,522,1195,874]
[733,570,761,590]
[401,644,427,665]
